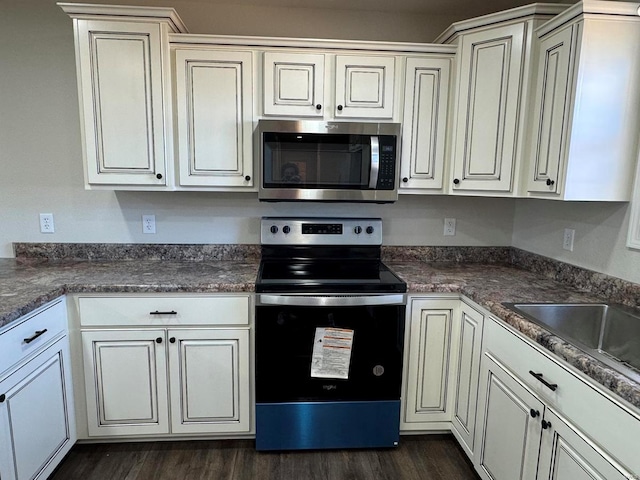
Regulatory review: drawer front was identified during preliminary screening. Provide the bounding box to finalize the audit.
[485,317,640,475]
[0,299,67,376]
[78,295,251,327]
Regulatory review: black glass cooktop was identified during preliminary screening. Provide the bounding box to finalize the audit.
[256,251,406,294]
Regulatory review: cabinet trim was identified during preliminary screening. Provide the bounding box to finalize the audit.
[170,34,457,54]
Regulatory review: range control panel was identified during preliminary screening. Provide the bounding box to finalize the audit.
[261,217,383,246]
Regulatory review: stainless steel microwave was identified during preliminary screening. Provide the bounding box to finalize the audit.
[258,120,401,203]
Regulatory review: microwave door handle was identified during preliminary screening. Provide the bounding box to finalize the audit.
[368,136,380,189]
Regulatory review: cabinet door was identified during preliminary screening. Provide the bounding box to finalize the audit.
[174,49,254,188]
[400,57,451,191]
[402,299,458,428]
[475,352,543,480]
[263,52,325,117]
[451,23,525,193]
[0,337,75,480]
[82,329,169,436]
[334,55,395,119]
[451,302,484,459]
[75,20,168,186]
[537,409,630,480]
[527,26,575,195]
[168,329,250,434]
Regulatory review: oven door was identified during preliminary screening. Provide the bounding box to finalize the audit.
[255,294,405,403]
[255,294,406,450]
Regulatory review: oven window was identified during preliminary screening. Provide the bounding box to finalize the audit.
[256,304,405,403]
[262,133,371,189]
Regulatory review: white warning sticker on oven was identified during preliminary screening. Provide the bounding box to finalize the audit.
[311,327,354,379]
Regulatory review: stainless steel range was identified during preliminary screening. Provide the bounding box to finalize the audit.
[255,217,407,451]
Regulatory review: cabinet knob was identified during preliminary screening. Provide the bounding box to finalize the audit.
[156,337,163,344]
[546,178,555,186]
[541,419,552,430]
[316,104,322,110]
[402,177,409,183]
[530,409,539,418]
[156,173,163,180]
[169,337,176,344]
[0,394,5,403]
[337,105,343,111]
[245,175,251,181]
[453,178,460,185]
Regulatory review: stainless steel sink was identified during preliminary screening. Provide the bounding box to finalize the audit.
[502,303,640,383]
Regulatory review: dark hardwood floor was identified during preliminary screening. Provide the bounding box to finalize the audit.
[49,435,480,480]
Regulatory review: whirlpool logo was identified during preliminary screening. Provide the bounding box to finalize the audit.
[322,384,337,391]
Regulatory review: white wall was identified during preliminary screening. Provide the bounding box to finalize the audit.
[0,0,516,258]
[512,200,640,284]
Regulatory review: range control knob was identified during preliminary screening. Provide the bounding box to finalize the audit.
[354,226,363,234]
[270,225,278,234]
[282,225,291,234]
[366,226,374,235]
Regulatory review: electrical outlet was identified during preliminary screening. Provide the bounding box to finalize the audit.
[142,214,156,234]
[39,213,55,233]
[563,228,575,251]
[444,218,456,236]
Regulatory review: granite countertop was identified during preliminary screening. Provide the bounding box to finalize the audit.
[0,258,259,327]
[1,256,638,411]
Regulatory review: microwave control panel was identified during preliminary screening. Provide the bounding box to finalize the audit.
[377,139,397,190]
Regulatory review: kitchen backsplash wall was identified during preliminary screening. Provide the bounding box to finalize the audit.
[2,0,638,286]
[512,199,639,285]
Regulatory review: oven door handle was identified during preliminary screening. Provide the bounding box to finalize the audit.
[257,294,405,307]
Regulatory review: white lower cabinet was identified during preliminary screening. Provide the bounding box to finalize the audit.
[450,301,484,459]
[536,408,627,480]
[401,298,484,437]
[402,298,459,428]
[475,317,638,480]
[77,294,252,438]
[475,352,545,480]
[82,329,170,437]
[0,300,75,480]
[168,329,250,434]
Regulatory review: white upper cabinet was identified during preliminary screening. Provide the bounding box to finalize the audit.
[450,23,525,194]
[525,2,640,201]
[61,5,187,188]
[437,5,567,196]
[399,56,453,192]
[174,48,254,189]
[263,51,325,117]
[334,55,395,118]
[263,51,396,120]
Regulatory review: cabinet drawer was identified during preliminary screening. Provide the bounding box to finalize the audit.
[78,295,250,327]
[0,299,67,376]
[485,317,640,475]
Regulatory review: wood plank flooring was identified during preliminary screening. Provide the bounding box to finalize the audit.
[49,435,479,480]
